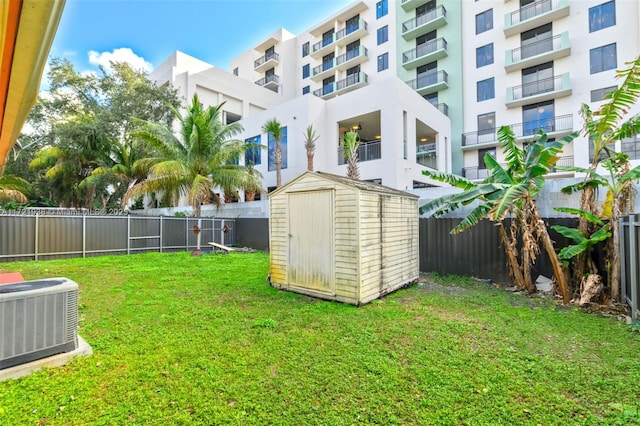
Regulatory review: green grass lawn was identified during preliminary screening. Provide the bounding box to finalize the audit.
[0,252,639,425]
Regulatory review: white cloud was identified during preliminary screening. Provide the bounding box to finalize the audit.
[88,48,153,73]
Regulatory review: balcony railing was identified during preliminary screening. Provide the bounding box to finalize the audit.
[402,5,447,34]
[511,0,554,24]
[427,100,449,116]
[336,46,367,66]
[338,140,381,165]
[509,33,562,63]
[462,114,573,147]
[402,37,447,64]
[416,143,436,154]
[313,72,368,98]
[406,70,448,92]
[255,74,280,87]
[312,60,336,77]
[550,155,574,172]
[335,18,367,40]
[507,73,571,106]
[254,52,280,69]
[462,167,492,180]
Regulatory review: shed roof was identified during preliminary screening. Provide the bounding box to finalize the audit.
[269,171,419,199]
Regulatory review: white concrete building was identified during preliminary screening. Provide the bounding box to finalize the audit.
[149,0,640,213]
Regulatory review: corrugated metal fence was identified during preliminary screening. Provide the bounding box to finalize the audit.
[621,214,640,321]
[0,212,236,262]
[419,217,583,284]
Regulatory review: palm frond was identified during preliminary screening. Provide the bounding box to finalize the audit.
[551,225,587,244]
[489,184,528,221]
[553,207,605,225]
[421,169,475,190]
[498,125,524,174]
[451,203,491,234]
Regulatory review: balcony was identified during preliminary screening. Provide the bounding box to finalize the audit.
[463,166,492,180]
[405,70,448,96]
[313,72,368,99]
[462,114,574,149]
[311,19,368,58]
[401,0,432,12]
[338,140,381,164]
[254,52,280,72]
[506,72,571,108]
[429,102,449,116]
[335,18,368,47]
[505,32,570,72]
[336,46,368,72]
[550,155,574,173]
[402,6,447,40]
[402,37,448,70]
[255,74,280,92]
[311,60,336,81]
[504,0,570,37]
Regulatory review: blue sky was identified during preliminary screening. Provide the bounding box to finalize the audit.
[50,0,352,74]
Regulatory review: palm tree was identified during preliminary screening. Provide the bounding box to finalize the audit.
[262,118,284,187]
[303,124,319,171]
[0,174,31,204]
[343,130,360,180]
[557,55,640,301]
[421,127,578,303]
[124,94,261,217]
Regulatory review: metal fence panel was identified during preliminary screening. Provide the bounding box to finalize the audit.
[0,214,236,262]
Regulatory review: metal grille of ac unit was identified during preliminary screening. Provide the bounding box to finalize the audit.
[0,278,79,370]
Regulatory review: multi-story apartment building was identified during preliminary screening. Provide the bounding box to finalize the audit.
[460,0,640,180]
[150,0,640,209]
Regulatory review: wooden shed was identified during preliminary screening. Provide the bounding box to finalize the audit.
[268,171,419,305]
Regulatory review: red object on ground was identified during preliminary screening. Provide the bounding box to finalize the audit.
[0,272,24,285]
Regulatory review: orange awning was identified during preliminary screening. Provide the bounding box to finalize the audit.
[0,0,65,174]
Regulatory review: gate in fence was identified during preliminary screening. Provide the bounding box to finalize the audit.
[620,214,640,321]
[0,211,236,262]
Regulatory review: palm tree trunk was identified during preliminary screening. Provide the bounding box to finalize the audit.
[275,142,282,187]
[307,153,314,171]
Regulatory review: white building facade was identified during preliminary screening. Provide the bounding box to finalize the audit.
[150,0,640,213]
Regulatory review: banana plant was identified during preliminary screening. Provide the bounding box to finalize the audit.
[421,126,578,302]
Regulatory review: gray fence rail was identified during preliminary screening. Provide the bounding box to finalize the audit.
[0,213,236,262]
[621,214,640,321]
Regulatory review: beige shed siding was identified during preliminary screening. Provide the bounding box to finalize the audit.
[269,171,418,306]
[333,185,359,301]
[358,192,383,301]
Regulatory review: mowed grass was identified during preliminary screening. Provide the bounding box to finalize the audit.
[0,252,639,425]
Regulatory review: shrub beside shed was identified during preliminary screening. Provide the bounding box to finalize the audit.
[268,171,419,305]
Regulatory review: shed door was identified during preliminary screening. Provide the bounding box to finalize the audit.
[288,190,334,294]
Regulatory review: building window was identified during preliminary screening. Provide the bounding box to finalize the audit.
[232,67,238,76]
[376,0,388,18]
[621,134,640,160]
[302,64,310,79]
[245,135,261,166]
[476,9,493,34]
[377,25,388,45]
[478,147,496,168]
[476,43,494,68]
[302,85,310,95]
[478,112,496,141]
[523,101,555,136]
[477,78,495,102]
[268,126,287,172]
[591,85,617,102]
[590,43,617,74]
[377,53,389,71]
[589,1,616,32]
[302,42,309,57]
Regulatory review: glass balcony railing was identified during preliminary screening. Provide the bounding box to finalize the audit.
[254,52,280,69]
[402,5,447,34]
[338,140,382,165]
[462,114,573,147]
[255,74,280,87]
[402,38,447,64]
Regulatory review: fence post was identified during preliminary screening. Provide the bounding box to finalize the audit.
[127,215,131,255]
[185,217,189,250]
[630,214,638,321]
[621,216,628,305]
[159,216,163,253]
[82,214,87,258]
[220,219,225,245]
[34,213,39,261]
